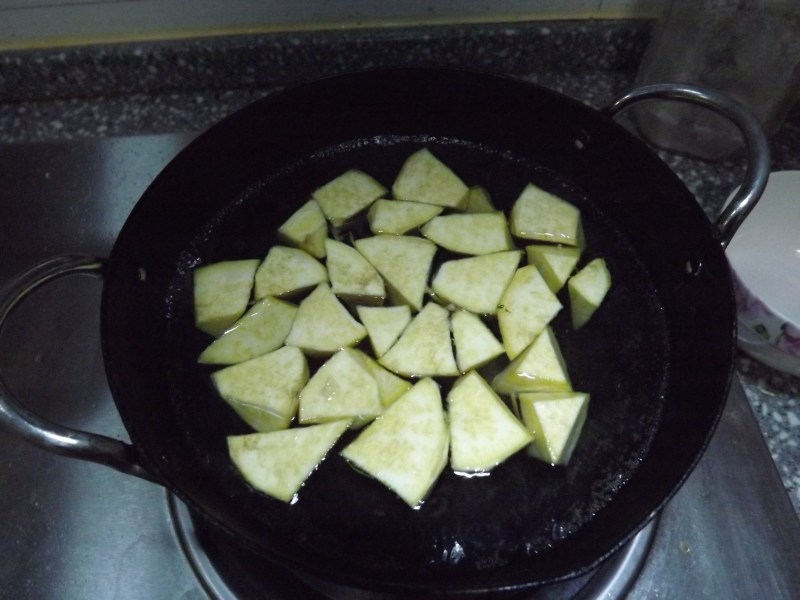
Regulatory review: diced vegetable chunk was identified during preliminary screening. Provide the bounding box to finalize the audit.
[212,345,308,432]
[325,239,385,304]
[510,183,583,247]
[451,310,505,373]
[492,327,572,395]
[354,235,436,311]
[254,246,327,299]
[278,199,328,259]
[392,148,469,209]
[447,371,532,473]
[284,283,366,355]
[341,378,449,508]
[518,392,589,466]
[312,169,387,226]
[299,348,382,426]
[463,186,496,213]
[194,259,259,337]
[198,296,297,365]
[356,305,412,357]
[497,265,563,359]
[228,419,350,502]
[367,198,443,235]
[431,250,521,315]
[568,258,611,329]
[525,244,581,293]
[348,348,413,408]
[378,302,459,377]
[420,212,514,255]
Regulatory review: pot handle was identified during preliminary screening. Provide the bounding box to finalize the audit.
[602,83,771,248]
[0,254,158,484]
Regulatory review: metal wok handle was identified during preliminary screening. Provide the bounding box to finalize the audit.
[602,83,771,248]
[0,254,158,483]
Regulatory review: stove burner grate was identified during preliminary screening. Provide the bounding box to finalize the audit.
[168,492,657,600]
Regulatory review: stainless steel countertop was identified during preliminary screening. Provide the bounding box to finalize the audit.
[1,134,798,599]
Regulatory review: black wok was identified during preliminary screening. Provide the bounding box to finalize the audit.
[0,68,769,596]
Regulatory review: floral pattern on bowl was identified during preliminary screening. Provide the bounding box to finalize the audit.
[733,272,800,358]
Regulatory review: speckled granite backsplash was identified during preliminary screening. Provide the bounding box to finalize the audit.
[1,19,798,515]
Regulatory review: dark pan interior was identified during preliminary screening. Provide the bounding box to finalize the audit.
[100,68,734,595]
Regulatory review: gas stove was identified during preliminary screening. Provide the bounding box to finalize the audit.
[1,134,798,599]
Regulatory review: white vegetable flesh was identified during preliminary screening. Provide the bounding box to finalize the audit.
[340,378,449,508]
[194,147,611,505]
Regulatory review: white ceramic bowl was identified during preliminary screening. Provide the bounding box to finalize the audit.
[726,170,800,377]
